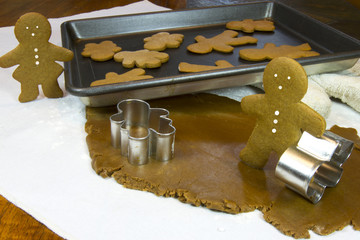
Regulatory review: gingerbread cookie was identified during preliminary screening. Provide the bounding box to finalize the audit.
[240,57,326,169]
[178,60,234,73]
[90,69,153,86]
[226,19,275,33]
[114,49,169,68]
[144,32,184,51]
[239,43,320,61]
[187,30,257,54]
[0,12,73,102]
[81,40,122,61]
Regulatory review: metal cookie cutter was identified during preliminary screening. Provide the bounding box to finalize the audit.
[110,99,175,165]
[275,131,354,204]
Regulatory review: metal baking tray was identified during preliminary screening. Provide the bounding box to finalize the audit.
[61,1,360,107]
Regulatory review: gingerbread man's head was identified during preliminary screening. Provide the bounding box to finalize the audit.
[263,57,308,104]
[14,12,51,45]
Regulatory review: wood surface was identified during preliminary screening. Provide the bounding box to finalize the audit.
[0,0,359,239]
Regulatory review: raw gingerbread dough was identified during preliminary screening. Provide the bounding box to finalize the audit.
[86,93,360,239]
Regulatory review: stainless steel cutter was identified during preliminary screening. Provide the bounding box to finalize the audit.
[110,99,175,165]
[275,131,354,204]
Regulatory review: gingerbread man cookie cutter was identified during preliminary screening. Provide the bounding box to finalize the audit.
[275,131,354,204]
[110,99,175,165]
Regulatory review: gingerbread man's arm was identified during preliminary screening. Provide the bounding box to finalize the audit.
[0,46,21,68]
[241,94,265,116]
[299,103,326,137]
[50,44,74,62]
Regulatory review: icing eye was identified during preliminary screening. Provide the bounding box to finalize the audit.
[278,86,283,90]
[35,55,39,59]
[272,128,277,133]
[274,73,278,77]
[26,26,29,30]
[34,48,38,52]
[35,61,40,65]
[36,26,39,29]
[273,119,278,124]
[275,110,279,116]
[31,33,35,36]
[287,76,291,80]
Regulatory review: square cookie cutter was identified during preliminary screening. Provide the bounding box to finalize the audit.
[275,131,354,204]
[110,99,175,165]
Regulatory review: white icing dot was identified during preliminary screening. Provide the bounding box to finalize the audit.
[31,33,35,36]
[278,85,283,90]
[34,48,38,52]
[275,110,279,116]
[26,26,29,29]
[272,128,277,133]
[274,73,278,77]
[35,61,39,65]
[288,76,291,80]
[36,25,39,28]
[35,55,39,59]
[273,119,278,124]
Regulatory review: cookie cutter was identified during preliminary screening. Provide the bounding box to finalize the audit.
[110,99,175,165]
[275,131,354,204]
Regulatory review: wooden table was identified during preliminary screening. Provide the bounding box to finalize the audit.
[0,0,359,239]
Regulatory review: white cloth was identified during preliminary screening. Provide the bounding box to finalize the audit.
[309,59,360,113]
[0,1,359,239]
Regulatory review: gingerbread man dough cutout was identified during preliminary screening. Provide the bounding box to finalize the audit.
[144,32,184,51]
[226,19,275,33]
[178,60,234,73]
[240,57,326,169]
[114,49,169,68]
[0,12,74,103]
[90,69,153,86]
[187,30,257,54]
[239,43,319,61]
[81,40,122,61]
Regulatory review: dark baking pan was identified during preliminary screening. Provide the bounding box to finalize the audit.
[61,1,360,106]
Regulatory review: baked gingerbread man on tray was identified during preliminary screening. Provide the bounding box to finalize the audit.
[0,12,73,102]
[240,57,326,169]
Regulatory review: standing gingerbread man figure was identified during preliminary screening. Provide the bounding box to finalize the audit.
[240,57,326,169]
[0,12,73,102]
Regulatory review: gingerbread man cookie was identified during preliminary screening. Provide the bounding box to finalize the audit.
[239,43,319,61]
[81,40,122,61]
[114,49,169,68]
[0,12,73,102]
[187,30,257,54]
[144,32,184,51]
[240,57,326,169]
[178,60,234,73]
[90,69,153,86]
[226,19,275,33]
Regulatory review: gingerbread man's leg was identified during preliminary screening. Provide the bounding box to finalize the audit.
[18,82,39,103]
[240,133,272,169]
[42,80,63,98]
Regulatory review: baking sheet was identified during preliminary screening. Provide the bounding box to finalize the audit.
[61,1,360,106]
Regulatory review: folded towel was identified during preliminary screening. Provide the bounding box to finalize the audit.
[309,59,360,113]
